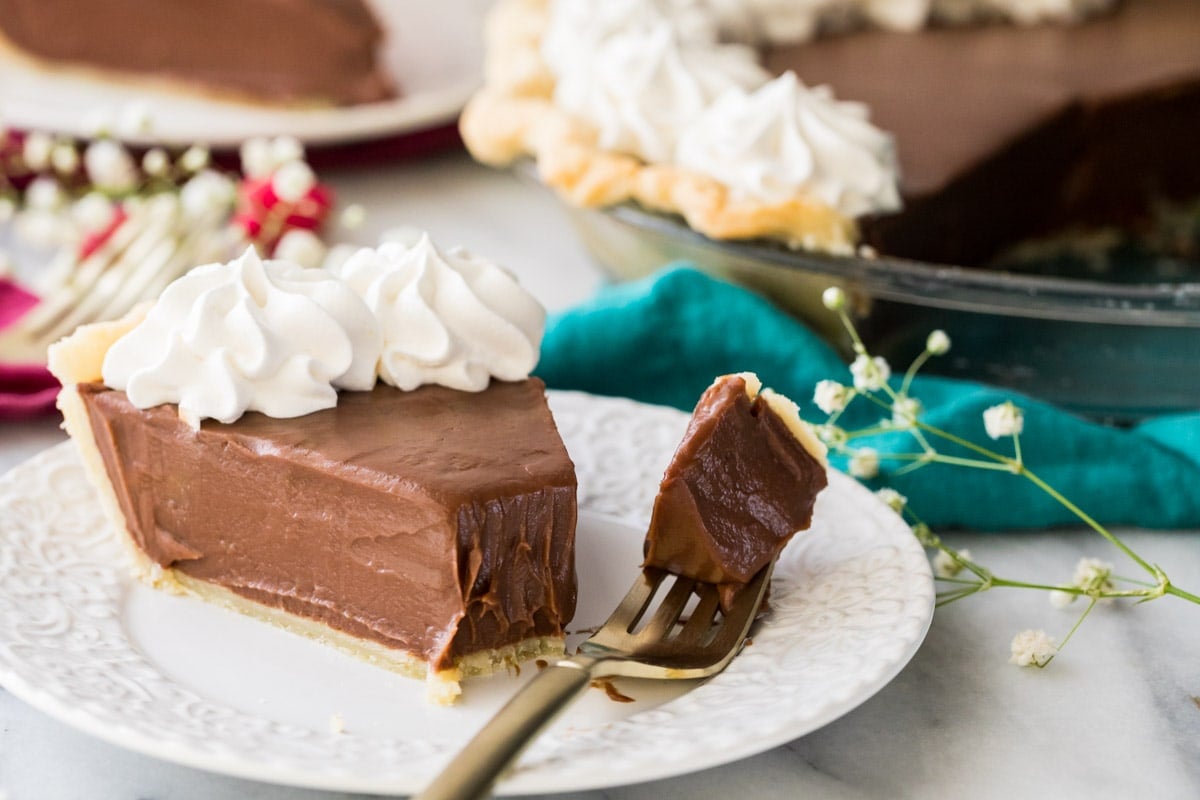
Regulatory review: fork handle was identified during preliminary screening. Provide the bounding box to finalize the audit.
[415,657,600,800]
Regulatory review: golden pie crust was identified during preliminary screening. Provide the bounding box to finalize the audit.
[460,0,859,254]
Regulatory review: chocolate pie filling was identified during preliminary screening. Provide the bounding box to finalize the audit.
[77,379,577,670]
[643,377,827,586]
[770,0,1200,265]
[0,0,395,105]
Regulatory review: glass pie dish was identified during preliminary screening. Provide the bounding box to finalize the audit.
[561,200,1200,423]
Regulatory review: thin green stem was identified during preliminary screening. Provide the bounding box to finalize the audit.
[1057,597,1098,652]
[883,451,1014,471]
[902,349,932,396]
[837,309,867,355]
[1019,467,1155,576]
[1166,584,1200,604]
[936,586,986,607]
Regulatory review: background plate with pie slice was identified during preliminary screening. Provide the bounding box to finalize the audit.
[0,0,490,147]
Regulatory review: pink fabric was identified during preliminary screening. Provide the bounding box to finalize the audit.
[0,278,38,328]
[1,278,58,420]
[0,363,59,420]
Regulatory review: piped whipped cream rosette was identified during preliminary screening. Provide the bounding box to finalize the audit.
[101,247,382,427]
[552,23,767,164]
[676,73,901,228]
[539,0,727,79]
[333,229,545,393]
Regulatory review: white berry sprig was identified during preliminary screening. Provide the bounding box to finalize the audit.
[817,286,1200,668]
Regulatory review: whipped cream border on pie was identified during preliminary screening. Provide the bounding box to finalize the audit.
[461,0,1116,253]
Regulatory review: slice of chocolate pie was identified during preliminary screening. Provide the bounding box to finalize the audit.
[48,239,575,704]
[0,0,395,106]
[643,373,828,601]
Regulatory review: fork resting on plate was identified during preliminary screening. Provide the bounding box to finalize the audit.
[415,560,775,800]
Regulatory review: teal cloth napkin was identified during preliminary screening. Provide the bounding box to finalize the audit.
[536,267,1200,531]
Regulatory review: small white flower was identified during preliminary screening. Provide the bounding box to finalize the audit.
[84,139,138,193]
[850,353,891,392]
[272,160,316,202]
[50,142,79,175]
[891,395,922,429]
[1049,590,1076,608]
[926,329,951,356]
[72,192,116,234]
[180,170,236,220]
[21,131,53,171]
[340,202,366,230]
[271,135,305,166]
[849,447,880,479]
[179,145,210,174]
[817,424,848,447]
[274,229,327,269]
[24,176,64,210]
[933,548,970,578]
[983,401,1024,439]
[142,148,170,177]
[1072,557,1115,594]
[875,487,907,513]
[813,380,850,415]
[1009,629,1057,668]
[240,135,305,178]
[239,137,274,178]
[822,286,847,311]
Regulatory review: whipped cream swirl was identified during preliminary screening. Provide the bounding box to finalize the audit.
[542,0,725,78]
[676,72,901,218]
[334,230,545,392]
[553,21,767,164]
[102,247,381,427]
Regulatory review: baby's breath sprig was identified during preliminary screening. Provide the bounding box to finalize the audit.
[818,287,1199,668]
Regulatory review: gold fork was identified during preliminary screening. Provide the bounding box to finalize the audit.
[415,560,776,800]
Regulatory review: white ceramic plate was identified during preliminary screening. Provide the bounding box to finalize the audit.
[0,391,933,795]
[0,0,490,147]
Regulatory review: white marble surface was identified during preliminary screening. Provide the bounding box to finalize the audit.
[3,155,1200,800]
